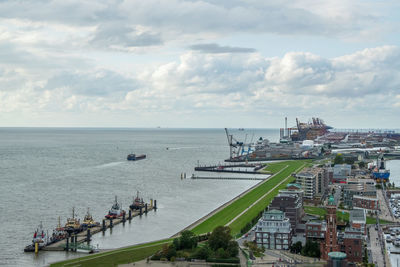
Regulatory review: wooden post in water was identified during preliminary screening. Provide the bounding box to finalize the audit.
[128,209,132,221]
[87,229,91,243]
[102,219,106,231]
[139,206,143,216]
[145,203,148,214]
[66,234,69,251]
[154,200,157,210]
[122,212,126,223]
[110,218,113,228]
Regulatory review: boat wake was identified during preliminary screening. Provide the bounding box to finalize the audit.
[95,162,124,168]
[166,147,200,150]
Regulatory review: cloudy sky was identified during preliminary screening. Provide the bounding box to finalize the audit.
[1,0,400,128]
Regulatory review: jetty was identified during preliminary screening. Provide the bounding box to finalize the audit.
[194,163,269,174]
[38,200,157,252]
[191,175,266,181]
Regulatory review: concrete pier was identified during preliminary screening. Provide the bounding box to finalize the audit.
[43,203,156,251]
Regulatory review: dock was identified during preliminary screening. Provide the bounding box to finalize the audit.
[191,175,266,181]
[194,163,270,174]
[42,202,157,252]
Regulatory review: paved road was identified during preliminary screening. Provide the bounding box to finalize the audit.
[369,224,388,267]
[378,188,396,222]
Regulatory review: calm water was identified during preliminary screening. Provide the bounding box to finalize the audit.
[0,128,279,267]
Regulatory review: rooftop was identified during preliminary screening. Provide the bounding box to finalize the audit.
[350,209,366,223]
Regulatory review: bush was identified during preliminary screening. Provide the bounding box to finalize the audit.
[206,258,240,263]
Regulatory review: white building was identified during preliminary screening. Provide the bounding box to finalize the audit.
[255,209,292,249]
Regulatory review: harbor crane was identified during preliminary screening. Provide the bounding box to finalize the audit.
[224,128,255,160]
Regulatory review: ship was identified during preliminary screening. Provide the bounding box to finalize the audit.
[127,154,146,161]
[24,222,48,252]
[65,207,82,233]
[290,117,332,141]
[129,191,145,210]
[49,217,67,244]
[81,208,99,228]
[372,154,390,182]
[105,196,125,219]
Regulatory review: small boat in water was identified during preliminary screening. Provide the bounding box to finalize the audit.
[130,191,145,210]
[24,222,48,252]
[65,207,82,233]
[105,196,126,219]
[81,208,99,228]
[387,235,393,243]
[127,154,146,161]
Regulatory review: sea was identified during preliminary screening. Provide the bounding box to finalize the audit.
[0,128,279,267]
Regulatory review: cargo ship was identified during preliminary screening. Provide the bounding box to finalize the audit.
[127,154,146,161]
[372,154,390,182]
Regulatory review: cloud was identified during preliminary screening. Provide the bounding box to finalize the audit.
[90,24,163,50]
[189,43,256,54]
[44,70,138,97]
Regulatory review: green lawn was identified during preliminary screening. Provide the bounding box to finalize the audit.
[50,239,172,267]
[304,206,392,224]
[192,160,307,235]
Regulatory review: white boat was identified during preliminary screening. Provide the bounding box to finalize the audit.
[395,237,400,247]
[105,196,125,219]
[387,235,393,243]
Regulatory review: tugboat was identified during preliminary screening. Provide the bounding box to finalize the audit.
[49,217,67,244]
[24,222,48,252]
[127,154,146,161]
[65,207,82,233]
[130,191,145,210]
[81,208,99,228]
[105,196,126,219]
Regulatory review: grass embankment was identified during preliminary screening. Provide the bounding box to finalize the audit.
[50,239,173,267]
[52,161,308,267]
[304,206,391,224]
[192,160,308,235]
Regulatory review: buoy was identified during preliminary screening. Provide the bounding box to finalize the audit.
[34,242,39,254]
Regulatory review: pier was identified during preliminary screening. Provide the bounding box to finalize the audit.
[191,175,266,181]
[40,201,157,252]
[194,163,270,174]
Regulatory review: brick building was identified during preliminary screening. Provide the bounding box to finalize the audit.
[269,191,303,232]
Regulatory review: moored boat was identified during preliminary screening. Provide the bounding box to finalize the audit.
[65,207,82,233]
[130,191,145,210]
[81,208,99,228]
[24,222,48,252]
[105,196,125,219]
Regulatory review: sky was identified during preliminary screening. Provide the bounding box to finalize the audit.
[1,0,400,129]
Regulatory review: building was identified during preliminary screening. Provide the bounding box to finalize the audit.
[321,196,340,260]
[295,171,316,199]
[342,182,376,209]
[305,220,326,241]
[326,252,349,267]
[255,209,292,250]
[349,209,367,235]
[269,191,303,232]
[342,229,363,263]
[352,195,379,213]
[332,164,352,183]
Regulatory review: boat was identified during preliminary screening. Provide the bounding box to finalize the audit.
[65,207,82,233]
[129,191,145,210]
[105,196,125,219]
[387,235,392,243]
[24,222,48,252]
[127,154,146,161]
[372,154,390,182]
[49,217,67,244]
[81,208,99,228]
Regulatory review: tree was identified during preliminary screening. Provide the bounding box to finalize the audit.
[226,240,239,257]
[290,241,302,254]
[334,154,344,165]
[301,241,320,258]
[179,230,197,249]
[195,244,211,259]
[208,226,232,251]
[358,161,366,168]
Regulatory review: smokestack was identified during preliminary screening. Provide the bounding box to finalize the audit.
[285,117,287,137]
